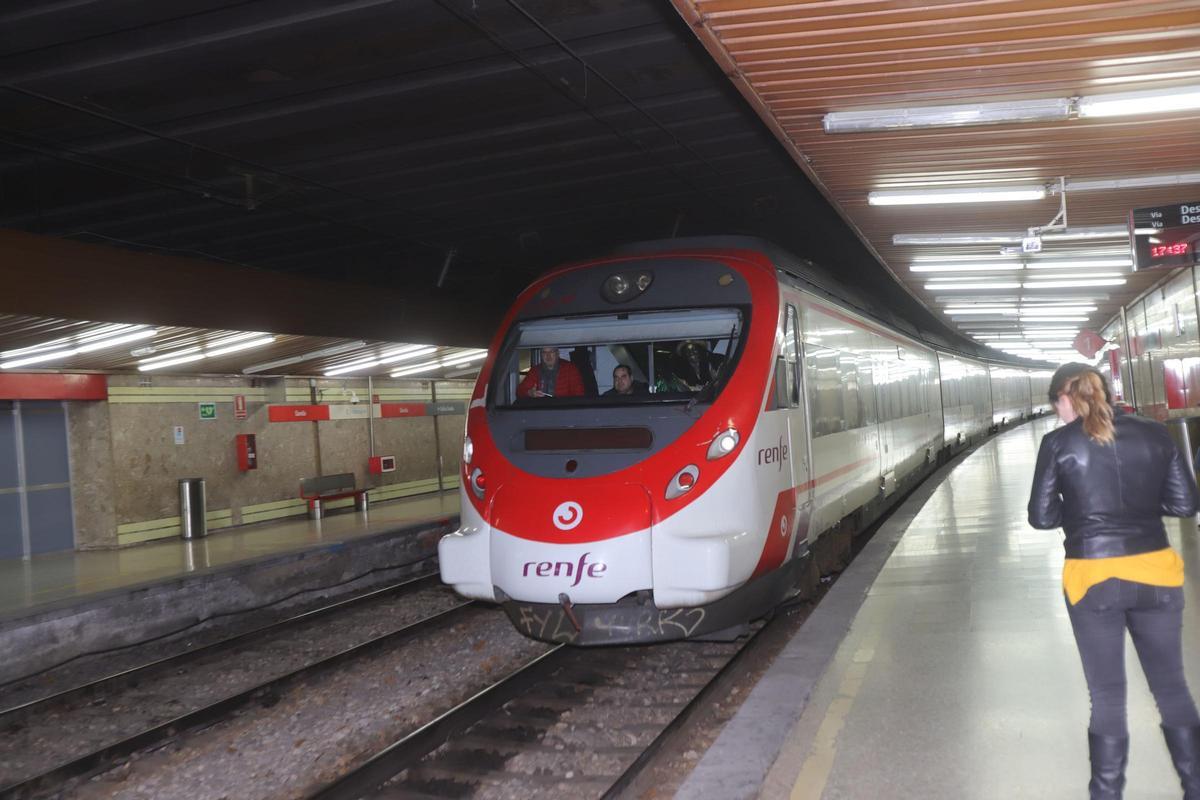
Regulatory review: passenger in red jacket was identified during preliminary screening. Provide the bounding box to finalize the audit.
[517,347,585,398]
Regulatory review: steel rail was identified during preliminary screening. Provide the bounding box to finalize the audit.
[0,599,477,800]
[306,645,569,800]
[0,570,442,721]
[599,630,769,799]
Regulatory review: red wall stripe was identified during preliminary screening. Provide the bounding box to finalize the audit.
[0,373,107,400]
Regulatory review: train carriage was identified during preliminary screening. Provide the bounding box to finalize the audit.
[439,237,1046,645]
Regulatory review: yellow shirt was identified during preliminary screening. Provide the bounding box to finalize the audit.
[1063,547,1185,605]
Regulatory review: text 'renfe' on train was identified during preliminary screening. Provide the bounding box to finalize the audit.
[439,237,1050,645]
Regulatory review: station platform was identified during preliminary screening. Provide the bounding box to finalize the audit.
[0,491,459,685]
[680,417,1200,800]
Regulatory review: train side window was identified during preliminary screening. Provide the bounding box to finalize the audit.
[838,352,862,429]
[805,344,843,436]
[858,356,878,425]
[784,305,801,408]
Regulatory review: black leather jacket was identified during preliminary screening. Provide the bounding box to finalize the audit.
[1028,413,1199,558]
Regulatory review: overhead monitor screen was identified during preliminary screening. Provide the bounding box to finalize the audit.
[1129,202,1200,271]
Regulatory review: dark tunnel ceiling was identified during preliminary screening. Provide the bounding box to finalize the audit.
[1,0,984,353]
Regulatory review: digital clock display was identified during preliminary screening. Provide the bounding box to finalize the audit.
[1151,242,1191,258]
[1131,202,1200,271]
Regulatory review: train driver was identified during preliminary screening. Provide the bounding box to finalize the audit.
[671,340,722,391]
[603,364,648,396]
[518,346,585,398]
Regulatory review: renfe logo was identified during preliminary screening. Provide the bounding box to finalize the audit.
[552,501,583,531]
[523,551,608,587]
[758,436,789,471]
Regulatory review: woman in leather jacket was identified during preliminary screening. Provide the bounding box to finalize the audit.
[1029,363,1200,799]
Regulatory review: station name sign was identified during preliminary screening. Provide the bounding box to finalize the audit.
[1129,201,1200,271]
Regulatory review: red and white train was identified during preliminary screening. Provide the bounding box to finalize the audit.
[439,238,1051,645]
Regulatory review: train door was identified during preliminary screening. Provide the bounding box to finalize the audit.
[876,345,898,492]
[779,305,812,553]
[787,303,816,554]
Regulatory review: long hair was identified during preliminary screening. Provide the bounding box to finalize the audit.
[1063,370,1115,445]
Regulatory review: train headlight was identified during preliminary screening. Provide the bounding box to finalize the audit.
[707,428,740,460]
[463,435,473,465]
[469,467,486,500]
[666,465,700,500]
[601,271,653,303]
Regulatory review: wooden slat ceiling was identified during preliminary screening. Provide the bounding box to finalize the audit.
[0,314,485,379]
[671,0,1200,360]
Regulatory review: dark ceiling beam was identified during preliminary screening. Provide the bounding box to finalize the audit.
[0,228,498,347]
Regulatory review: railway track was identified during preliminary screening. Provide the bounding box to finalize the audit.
[307,624,768,800]
[0,573,472,799]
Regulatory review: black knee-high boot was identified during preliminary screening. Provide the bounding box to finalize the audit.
[1162,725,1200,800]
[1088,732,1128,800]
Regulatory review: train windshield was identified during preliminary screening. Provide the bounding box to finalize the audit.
[491,308,744,408]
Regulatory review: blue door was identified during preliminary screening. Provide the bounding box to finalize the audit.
[0,401,75,558]
[0,402,21,558]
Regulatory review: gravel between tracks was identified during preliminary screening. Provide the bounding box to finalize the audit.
[0,560,440,713]
[381,641,740,800]
[69,607,549,800]
[0,584,464,787]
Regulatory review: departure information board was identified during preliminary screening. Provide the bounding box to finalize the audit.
[1129,202,1200,271]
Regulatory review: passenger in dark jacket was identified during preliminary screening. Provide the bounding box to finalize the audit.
[1028,363,1200,800]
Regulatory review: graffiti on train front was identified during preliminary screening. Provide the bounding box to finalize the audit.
[511,605,707,643]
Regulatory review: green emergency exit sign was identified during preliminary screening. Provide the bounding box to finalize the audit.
[198,402,217,420]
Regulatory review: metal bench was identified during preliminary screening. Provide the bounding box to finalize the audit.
[300,473,369,519]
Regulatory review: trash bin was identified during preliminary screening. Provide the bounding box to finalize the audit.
[179,478,208,539]
[1164,417,1200,488]
[356,491,369,513]
[309,498,323,520]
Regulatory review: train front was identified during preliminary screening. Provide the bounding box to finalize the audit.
[438,249,781,645]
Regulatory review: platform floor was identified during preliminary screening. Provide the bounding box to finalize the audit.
[681,416,1200,800]
[0,490,459,619]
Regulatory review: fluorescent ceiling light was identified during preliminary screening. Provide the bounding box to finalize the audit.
[823,98,1070,133]
[205,336,276,359]
[244,341,367,374]
[927,275,1024,283]
[1095,50,1200,68]
[390,359,442,377]
[1021,326,1081,332]
[442,351,487,367]
[139,353,206,371]
[1025,259,1132,270]
[324,346,439,376]
[75,328,157,353]
[1060,172,1200,193]
[1078,85,1200,118]
[1017,315,1089,322]
[826,87,1200,134]
[0,326,157,369]
[946,309,1018,316]
[378,345,437,365]
[1023,279,1127,289]
[1093,70,1200,86]
[139,345,202,364]
[1,348,81,369]
[910,263,1024,273]
[894,225,1128,245]
[390,350,488,378]
[138,332,274,371]
[870,186,1046,206]
[325,358,381,376]
[924,282,1022,291]
[1026,272,1123,281]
